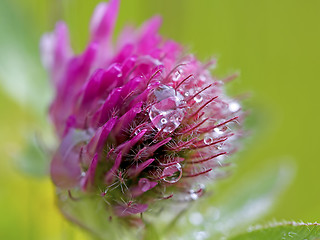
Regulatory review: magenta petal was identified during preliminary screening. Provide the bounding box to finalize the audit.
[120,56,136,78]
[40,21,72,82]
[147,137,172,154]
[50,129,91,189]
[98,63,123,96]
[114,203,148,217]
[135,137,172,161]
[113,43,134,63]
[128,159,155,178]
[114,129,147,156]
[120,76,144,98]
[112,102,142,138]
[79,69,106,107]
[81,154,99,191]
[50,42,98,136]
[139,178,158,192]
[87,117,117,157]
[138,16,162,54]
[90,0,119,43]
[130,178,158,197]
[105,152,122,184]
[91,88,122,127]
[63,42,98,94]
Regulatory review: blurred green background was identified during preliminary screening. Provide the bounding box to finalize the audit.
[1,0,319,239]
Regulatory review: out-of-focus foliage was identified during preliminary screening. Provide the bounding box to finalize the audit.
[1,0,320,239]
[228,223,320,240]
[170,163,294,239]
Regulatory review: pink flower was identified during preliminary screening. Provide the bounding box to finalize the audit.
[41,0,243,220]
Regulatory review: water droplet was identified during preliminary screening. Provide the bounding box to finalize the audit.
[153,85,178,101]
[189,212,203,226]
[149,85,185,133]
[184,91,190,96]
[173,70,182,81]
[194,95,203,103]
[117,72,123,78]
[199,74,206,82]
[216,144,224,150]
[189,184,205,200]
[204,136,213,145]
[161,118,167,124]
[190,192,199,200]
[213,127,224,135]
[162,163,182,183]
[81,172,86,177]
[229,101,240,112]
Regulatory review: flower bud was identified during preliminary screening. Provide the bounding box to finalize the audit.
[41,0,243,234]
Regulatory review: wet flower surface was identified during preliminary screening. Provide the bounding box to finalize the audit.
[41,0,243,224]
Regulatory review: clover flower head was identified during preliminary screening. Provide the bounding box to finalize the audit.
[41,0,243,224]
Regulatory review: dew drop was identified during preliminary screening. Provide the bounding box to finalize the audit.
[216,143,224,150]
[117,72,123,78]
[162,163,182,183]
[203,136,213,145]
[81,172,86,177]
[189,184,205,200]
[149,85,185,133]
[173,70,182,81]
[184,91,190,96]
[153,85,177,101]
[199,74,206,82]
[194,95,203,103]
[190,192,199,200]
[228,101,240,112]
[213,127,224,135]
[161,118,168,124]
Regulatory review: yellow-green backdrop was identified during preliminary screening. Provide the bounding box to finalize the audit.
[0,0,319,239]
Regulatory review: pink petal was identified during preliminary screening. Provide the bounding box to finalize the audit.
[114,129,147,156]
[137,16,162,54]
[87,117,117,157]
[112,102,142,139]
[50,129,91,189]
[81,153,99,191]
[139,178,157,192]
[134,137,172,161]
[105,152,122,184]
[130,178,158,198]
[114,203,148,217]
[90,0,119,43]
[40,21,72,83]
[127,158,155,178]
[91,87,122,127]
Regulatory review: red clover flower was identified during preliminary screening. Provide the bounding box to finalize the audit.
[41,0,243,227]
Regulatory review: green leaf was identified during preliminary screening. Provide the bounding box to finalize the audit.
[56,190,143,240]
[169,162,294,239]
[15,134,51,177]
[228,222,320,240]
[144,223,161,240]
[0,0,52,115]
